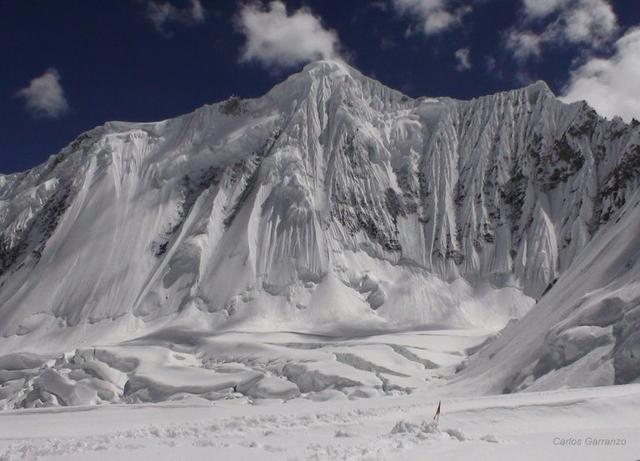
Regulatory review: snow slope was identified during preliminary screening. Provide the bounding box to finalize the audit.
[458,186,640,393]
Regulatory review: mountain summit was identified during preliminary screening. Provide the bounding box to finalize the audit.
[1,61,639,391]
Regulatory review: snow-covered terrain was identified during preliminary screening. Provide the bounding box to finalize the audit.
[457,185,640,393]
[1,380,638,460]
[1,59,640,458]
[2,331,636,461]
[1,60,550,350]
[0,330,489,409]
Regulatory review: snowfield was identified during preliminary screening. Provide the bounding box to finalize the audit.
[1,330,638,460]
[1,378,638,460]
[1,330,488,409]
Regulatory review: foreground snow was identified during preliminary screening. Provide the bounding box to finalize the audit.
[1,329,637,460]
[0,383,637,460]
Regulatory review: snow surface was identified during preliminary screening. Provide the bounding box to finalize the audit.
[0,379,638,460]
[1,329,637,459]
[457,186,640,393]
[0,330,487,409]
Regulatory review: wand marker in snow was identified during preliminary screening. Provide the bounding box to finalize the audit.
[433,400,441,425]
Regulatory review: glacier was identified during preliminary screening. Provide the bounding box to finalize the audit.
[1,59,640,403]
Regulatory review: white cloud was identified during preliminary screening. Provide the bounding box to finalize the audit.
[390,0,470,36]
[146,0,205,35]
[507,0,618,60]
[562,0,617,44]
[522,0,567,18]
[16,68,69,119]
[506,30,542,61]
[561,28,640,122]
[454,48,471,71]
[237,1,340,69]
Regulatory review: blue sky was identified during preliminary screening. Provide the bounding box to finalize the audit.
[2,0,640,174]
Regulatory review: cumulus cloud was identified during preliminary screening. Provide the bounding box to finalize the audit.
[390,0,471,36]
[522,0,567,18]
[145,0,205,35]
[507,0,617,60]
[506,30,543,61]
[561,28,640,122]
[237,1,340,70]
[454,48,471,71]
[16,68,69,119]
[562,0,616,44]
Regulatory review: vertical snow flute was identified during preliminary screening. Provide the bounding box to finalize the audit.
[433,400,441,424]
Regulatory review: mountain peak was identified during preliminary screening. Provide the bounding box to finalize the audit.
[266,58,406,110]
[302,58,352,74]
[524,80,554,98]
[297,59,363,83]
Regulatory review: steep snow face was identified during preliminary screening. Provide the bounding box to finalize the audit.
[457,187,640,392]
[1,60,639,352]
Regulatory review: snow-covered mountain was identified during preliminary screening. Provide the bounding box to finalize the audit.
[1,60,639,393]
